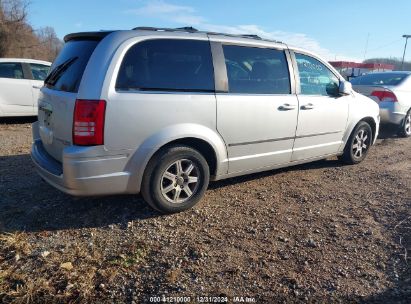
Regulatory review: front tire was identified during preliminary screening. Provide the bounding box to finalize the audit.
[398,109,411,138]
[339,121,373,165]
[141,146,210,214]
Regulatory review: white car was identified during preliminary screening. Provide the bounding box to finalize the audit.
[0,58,51,117]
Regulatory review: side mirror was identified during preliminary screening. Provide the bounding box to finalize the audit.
[339,81,352,96]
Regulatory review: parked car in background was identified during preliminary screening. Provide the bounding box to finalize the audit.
[31,27,379,213]
[0,58,51,117]
[351,71,411,137]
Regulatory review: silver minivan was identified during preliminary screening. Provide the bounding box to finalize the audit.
[31,27,380,213]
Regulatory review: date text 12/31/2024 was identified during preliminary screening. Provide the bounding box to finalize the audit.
[149,296,257,303]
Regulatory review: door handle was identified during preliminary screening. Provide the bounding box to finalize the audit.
[32,85,42,89]
[278,103,296,111]
[301,103,314,110]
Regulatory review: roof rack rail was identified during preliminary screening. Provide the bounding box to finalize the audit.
[240,34,262,39]
[132,26,198,33]
[132,26,283,44]
[205,31,282,43]
[175,26,198,32]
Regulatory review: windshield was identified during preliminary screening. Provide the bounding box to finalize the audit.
[350,73,409,86]
[45,40,99,93]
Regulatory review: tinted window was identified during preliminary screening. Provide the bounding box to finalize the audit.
[0,62,24,79]
[295,53,339,96]
[30,63,50,81]
[46,40,99,92]
[222,45,290,94]
[350,73,408,86]
[116,39,214,92]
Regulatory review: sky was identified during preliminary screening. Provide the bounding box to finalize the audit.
[29,0,411,62]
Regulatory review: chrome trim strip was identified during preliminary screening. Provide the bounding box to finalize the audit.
[292,141,343,152]
[296,130,341,139]
[228,136,294,147]
[229,149,292,162]
[228,131,341,147]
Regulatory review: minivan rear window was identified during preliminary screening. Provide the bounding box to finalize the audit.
[45,40,99,93]
[116,39,215,92]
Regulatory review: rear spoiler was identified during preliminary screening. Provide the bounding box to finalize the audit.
[64,31,115,42]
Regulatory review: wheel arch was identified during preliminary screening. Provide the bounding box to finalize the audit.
[159,137,218,177]
[124,123,228,194]
[359,116,377,143]
[340,116,378,153]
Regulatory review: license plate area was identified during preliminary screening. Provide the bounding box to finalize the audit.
[38,102,54,144]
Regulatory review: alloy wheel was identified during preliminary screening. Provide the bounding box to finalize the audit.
[352,129,370,159]
[160,159,200,204]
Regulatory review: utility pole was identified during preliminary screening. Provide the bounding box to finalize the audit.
[401,35,411,70]
[363,33,370,60]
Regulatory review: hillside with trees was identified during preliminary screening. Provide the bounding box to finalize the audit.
[0,0,62,62]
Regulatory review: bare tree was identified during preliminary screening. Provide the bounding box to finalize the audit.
[0,0,30,57]
[36,26,63,61]
[0,0,28,24]
[0,0,62,60]
[0,6,8,56]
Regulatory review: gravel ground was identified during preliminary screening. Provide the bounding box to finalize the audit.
[0,117,410,303]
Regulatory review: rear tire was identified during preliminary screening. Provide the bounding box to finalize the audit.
[398,109,411,138]
[141,145,210,214]
[338,121,373,165]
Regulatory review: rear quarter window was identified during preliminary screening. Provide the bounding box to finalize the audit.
[116,39,215,92]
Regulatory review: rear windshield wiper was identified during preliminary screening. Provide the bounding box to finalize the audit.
[44,56,78,86]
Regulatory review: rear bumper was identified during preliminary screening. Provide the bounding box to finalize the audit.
[31,138,133,196]
[379,102,406,125]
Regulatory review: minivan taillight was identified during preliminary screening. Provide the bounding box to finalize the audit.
[371,90,398,102]
[73,99,106,146]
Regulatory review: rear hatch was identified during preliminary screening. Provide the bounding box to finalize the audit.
[38,33,108,162]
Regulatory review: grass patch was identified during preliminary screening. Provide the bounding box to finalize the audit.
[0,232,31,255]
[0,232,149,303]
[109,247,148,268]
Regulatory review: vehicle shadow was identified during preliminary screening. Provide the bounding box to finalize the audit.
[1,154,409,302]
[0,116,37,125]
[0,153,345,233]
[208,157,344,190]
[378,124,401,139]
[211,123,403,191]
[0,123,405,234]
[0,154,160,233]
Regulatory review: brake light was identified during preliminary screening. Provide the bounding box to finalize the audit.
[371,90,398,102]
[73,99,106,146]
